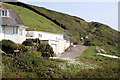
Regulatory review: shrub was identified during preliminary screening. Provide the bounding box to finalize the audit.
[22,39,33,46]
[38,44,54,58]
[1,40,28,54]
[84,40,94,46]
[22,38,41,46]
[32,51,42,56]
[22,39,54,57]
[2,40,18,54]
[18,44,28,52]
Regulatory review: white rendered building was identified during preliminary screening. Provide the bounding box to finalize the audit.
[26,31,70,55]
[0,3,28,43]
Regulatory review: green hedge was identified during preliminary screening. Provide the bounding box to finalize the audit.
[1,40,28,54]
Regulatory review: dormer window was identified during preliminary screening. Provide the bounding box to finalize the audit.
[0,9,9,17]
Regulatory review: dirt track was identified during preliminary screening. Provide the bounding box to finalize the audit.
[58,45,87,58]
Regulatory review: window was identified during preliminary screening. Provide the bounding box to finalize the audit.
[5,10,7,16]
[38,34,42,37]
[0,9,9,17]
[13,27,18,34]
[2,10,4,16]
[19,29,23,35]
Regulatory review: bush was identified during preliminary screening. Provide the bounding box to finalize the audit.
[22,38,41,46]
[1,40,28,54]
[2,40,18,54]
[38,44,54,58]
[18,44,28,52]
[22,39,54,57]
[32,51,42,56]
[84,40,94,46]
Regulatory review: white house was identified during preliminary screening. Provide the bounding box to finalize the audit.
[0,3,28,43]
[26,31,70,55]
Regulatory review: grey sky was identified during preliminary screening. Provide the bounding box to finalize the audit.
[20,0,118,31]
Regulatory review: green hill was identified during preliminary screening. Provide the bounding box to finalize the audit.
[28,5,90,42]
[28,3,119,56]
[5,2,90,42]
[5,2,119,56]
[3,3,64,34]
[88,22,119,56]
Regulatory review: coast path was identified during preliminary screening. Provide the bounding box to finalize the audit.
[58,45,87,58]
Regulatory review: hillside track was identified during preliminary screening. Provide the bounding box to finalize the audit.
[58,45,87,58]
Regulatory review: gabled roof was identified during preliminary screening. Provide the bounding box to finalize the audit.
[0,3,28,28]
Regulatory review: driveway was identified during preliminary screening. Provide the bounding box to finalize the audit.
[58,45,87,58]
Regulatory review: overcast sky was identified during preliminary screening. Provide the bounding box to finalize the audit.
[19,0,119,31]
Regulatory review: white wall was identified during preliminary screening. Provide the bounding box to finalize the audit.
[49,40,70,55]
[4,34,26,43]
[0,26,26,43]
[65,40,70,49]
[48,40,59,55]
[0,26,4,41]
[26,31,64,41]
[58,40,66,54]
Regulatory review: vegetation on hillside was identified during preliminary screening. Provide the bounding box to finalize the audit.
[2,46,120,79]
[3,3,64,34]
[87,22,119,56]
[1,39,54,58]
[5,2,90,42]
[29,5,119,56]
[28,4,90,42]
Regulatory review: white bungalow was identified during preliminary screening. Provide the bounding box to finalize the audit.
[0,3,28,43]
[26,31,70,55]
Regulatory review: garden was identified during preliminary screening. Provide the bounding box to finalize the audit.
[0,39,119,79]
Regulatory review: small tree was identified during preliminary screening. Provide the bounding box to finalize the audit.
[38,44,54,58]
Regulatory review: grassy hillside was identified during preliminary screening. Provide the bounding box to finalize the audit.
[5,2,119,55]
[2,47,120,78]
[5,2,90,42]
[29,4,119,56]
[29,5,90,42]
[88,22,119,56]
[3,3,64,34]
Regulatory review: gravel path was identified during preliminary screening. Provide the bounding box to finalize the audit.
[58,45,87,58]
